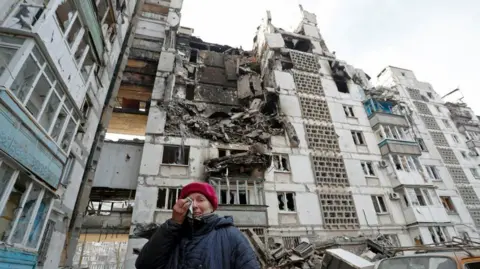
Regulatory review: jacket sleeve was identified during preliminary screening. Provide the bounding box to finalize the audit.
[230,228,261,269]
[135,219,182,269]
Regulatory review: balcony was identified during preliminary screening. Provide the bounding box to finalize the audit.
[457,124,480,134]
[379,139,421,156]
[467,140,480,149]
[215,204,268,226]
[395,187,450,225]
[364,99,409,127]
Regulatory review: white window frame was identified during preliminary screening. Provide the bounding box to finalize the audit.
[277,191,296,212]
[156,187,181,210]
[452,134,459,144]
[272,154,290,172]
[343,105,355,118]
[371,195,388,214]
[361,161,376,177]
[470,168,480,179]
[2,1,49,31]
[417,138,428,152]
[440,196,456,213]
[391,155,421,172]
[0,160,54,251]
[2,41,80,155]
[351,131,366,145]
[425,165,441,181]
[210,178,264,206]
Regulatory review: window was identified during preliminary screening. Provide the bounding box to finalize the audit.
[415,188,427,206]
[361,161,376,177]
[425,166,441,180]
[435,106,441,113]
[343,105,355,118]
[371,195,388,214]
[351,131,366,145]
[272,154,290,172]
[211,178,263,205]
[4,0,48,30]
[0,162,53,251]
[442,119,451,129]
[427,92,433,99]
[334,76,349,93]
[428,226,448,244]
[392,155,421,172]
[417,138,428,152]
[471,168,480,179]
[452,134,459,144]
[162,145,190,165]
[460,151,468,159]
[156,188,180,210]
[379,125,412,141]
[0,35,25,78]
[277,192,296,212]
[406,188,435,206]
[440,196,456,213]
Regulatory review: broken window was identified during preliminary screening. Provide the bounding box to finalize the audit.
[391,155,420,172]
[0,163,53,250]
[0,34,25,78]
[334,77,349,93]
[371,195,387,213]
[37,220,54,265]
[218,149,227,158]
[351,131,365,145]
[81,95,92,120]
[440,196,456,213]
[425,166,441,180]
[272,154,290,172]
[157,188,180,210]
[417,138,428,152]
[460,151,468,159]
[210,178,263,205]
[427,92,433,99]
[189,49,198,63]
[343,105,355,118]
[361,161,375,177]
[4,0,47,30]
[277,192,295,212]
[451,134,460,144]
[162,145,190,165]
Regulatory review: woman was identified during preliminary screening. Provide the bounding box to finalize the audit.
[135,182,260,269]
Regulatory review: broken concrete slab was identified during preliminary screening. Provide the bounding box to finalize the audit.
[323,249,374,269]
[274,70,296,90]
[238,74,262,99]
[266,33,285,49]
[157,52,175,72]
[199,50,225,68]
[194,84,238,105]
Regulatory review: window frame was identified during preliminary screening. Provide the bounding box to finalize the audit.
[351,130,366,145]
[470,168,480,179]
[425,165,441,181]
[210,178,264,206]
[371,195,388,214]
[156,187,181,210]
[343,105,355,118]
[277,191,296,212]
[442,119,451,129]
[361,161,376,177]
[417,138,428,152]
[452,134,459,144]
[0,160,54,251]
[439,196,456,213]
[272,154,290,172]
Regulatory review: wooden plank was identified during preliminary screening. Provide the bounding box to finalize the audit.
[142,3,169,15]
[107,113,147,136]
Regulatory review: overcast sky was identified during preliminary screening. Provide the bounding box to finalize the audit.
[181,0,480,114]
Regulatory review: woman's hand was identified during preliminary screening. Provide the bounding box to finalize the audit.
[172,198,191,224]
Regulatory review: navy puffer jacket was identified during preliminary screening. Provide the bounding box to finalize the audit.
[135,214,260,269]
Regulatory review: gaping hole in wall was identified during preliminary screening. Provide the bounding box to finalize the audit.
[87,187,136,216]
[189,49,198,63]
[334,76,349,93]
[162,145,190,165]
[185,84,195,100]
[157,188,180,210]
[282,35,312,53]
[204,147,271,178]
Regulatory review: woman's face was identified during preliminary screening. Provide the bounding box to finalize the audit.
[187,192,213,217]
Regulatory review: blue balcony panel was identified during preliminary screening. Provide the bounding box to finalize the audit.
[0,248,37,268]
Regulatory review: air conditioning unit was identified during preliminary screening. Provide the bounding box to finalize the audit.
[389,192,401,200]
[378,160,389,168]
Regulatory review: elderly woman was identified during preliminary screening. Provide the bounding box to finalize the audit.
[135,182,260,269]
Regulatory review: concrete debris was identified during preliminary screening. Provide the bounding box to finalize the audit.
[164,99,285,145]
[203,146,271,175]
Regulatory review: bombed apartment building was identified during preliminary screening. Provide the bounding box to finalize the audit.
[73,3,480,269]
[0,0,138,268]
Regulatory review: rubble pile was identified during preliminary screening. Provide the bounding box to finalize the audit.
[164,98,285,145]
[204,150,271,174]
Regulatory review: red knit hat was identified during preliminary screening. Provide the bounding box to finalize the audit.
[179,182,218,210]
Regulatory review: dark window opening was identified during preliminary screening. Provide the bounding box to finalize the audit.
[334,76,349,93]
[278,192,295,211]
[157,188,166,208]
[415,189,426,206]
[186,84,195,100]
[281,61,293,71]
[417,138,428,152]
[273,154,290,171]
[189,49,198,63]
[403,195,409,207]
[293,39,311,52]
[162,145,190,165]
[157,188,180,209]
[220,190,248,205]
[218,149,227,158]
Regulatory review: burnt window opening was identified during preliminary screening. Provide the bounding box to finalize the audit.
[189,49,198,63]
[218,149,227,158]
[277,192,296,212]
[273,154,290,172]
[220,190,248,205]
[186,84,195,100]
[81,96,92,120]
[162,145,190,165]
[334,76,349,93]
[294,39,311,52]
[157,188,181,209]
[281,61,294,71]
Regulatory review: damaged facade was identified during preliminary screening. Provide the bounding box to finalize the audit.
[68,3,480,269]
[0,0,138,268]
